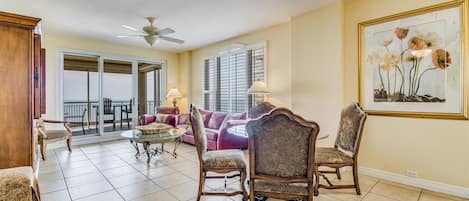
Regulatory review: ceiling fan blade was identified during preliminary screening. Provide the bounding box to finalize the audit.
[158,28,175,35]
[160,36,184,44]
[116,35,143,38]
[121,25,139,32]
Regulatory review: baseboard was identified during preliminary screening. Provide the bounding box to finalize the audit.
[358,167,469,199]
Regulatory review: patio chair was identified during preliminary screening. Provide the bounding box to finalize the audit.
[121,98,133,128]
[64,108,87,135]
[96,98,116,132]
[246,107,319,201]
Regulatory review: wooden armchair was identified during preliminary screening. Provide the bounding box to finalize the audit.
[314,102,367,196]
[246,108,320,201]
[189,105,248,201]
[37,118,72,160]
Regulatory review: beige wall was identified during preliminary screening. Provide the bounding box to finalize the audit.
[177,51,192,113]
[188,22,292,110]
[184,0,469,189]
[42,34,179,119]
[291,2,344,145]
[343,0,469,188]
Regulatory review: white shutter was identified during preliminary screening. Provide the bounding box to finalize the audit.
[203,58,216,111]
[248,46,266,109]
[229,51,248,113]
[203,44,266,112]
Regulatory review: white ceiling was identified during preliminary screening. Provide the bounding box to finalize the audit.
[0,0,338,52]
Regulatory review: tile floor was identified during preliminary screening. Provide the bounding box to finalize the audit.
[38,140,468,201]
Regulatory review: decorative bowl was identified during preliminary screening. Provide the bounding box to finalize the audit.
[136,123,172,135]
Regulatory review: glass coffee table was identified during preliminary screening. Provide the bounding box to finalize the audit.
[121,127,186,163]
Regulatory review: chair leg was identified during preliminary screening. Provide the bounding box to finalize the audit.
[240,169,248,201]
[336,167,342,180]
[66,137,72,152]
[353,163,361,195]
[249,176,255,201]
[314,165,320,196]
[197,170,205,201]
[127,112,130,128]
[40,142,47,160]
[120,110,123,128]
[82,120,85,135]
[308,183,314,201]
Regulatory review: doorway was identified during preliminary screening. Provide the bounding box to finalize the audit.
[60,51,165,136]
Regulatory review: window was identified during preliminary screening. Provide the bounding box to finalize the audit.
[203,44,266,112]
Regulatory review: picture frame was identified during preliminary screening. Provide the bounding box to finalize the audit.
[358,0,468,119]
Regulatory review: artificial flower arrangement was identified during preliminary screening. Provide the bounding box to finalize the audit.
[368,27,451,102]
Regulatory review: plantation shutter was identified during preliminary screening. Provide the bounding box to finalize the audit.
[229,51,248,113]
[203,58,216,111]
[247,46,266,109]
[219,54,230,112]
[203,44,266,112]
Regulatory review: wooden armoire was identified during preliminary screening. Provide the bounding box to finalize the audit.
[0,12,45,169]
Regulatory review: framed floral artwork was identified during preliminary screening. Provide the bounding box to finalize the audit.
[358,0,468,119]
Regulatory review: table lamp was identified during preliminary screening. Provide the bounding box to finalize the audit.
[167,88,182,107]
[247,81,271,104]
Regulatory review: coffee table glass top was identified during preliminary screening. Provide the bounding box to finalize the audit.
[121,128,186,141]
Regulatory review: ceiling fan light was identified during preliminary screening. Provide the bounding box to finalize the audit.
[144,35,159,46]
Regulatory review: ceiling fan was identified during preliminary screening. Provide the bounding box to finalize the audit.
[117,17,184,46]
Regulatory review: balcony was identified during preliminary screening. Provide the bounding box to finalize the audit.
[64,100,157,136]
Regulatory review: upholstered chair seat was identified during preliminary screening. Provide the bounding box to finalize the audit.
[203,149,246,169]
[315,147,353,164]
[0,166,40,201]
[254,180,309,196]
[41,130,69,141]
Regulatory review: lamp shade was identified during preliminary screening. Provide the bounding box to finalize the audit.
[247,81,271,94]
[166,88,182,97]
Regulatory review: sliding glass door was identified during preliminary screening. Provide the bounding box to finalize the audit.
[62,52,164,136]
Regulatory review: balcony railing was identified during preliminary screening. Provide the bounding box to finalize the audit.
[64,100,158,127]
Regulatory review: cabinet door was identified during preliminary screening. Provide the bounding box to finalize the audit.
[0,26,33,168]
[33,34,41,118]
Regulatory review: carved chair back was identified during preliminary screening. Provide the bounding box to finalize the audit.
[248,101,276,119]
[246,108,319,180]
[334,102,367,156]
[189,105,208,164]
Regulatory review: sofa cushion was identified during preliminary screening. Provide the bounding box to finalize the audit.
[155,114,176,126]
[140,114,156,125]
[178,114,189,125]
[207,112,227,129]
[199,109,213,127]
[186,128,219,141]
[228,112,247,120]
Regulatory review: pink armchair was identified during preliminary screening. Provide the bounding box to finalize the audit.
[218,120,249,150]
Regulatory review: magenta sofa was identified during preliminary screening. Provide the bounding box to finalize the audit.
[139,107,248,150]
